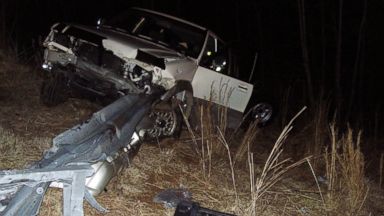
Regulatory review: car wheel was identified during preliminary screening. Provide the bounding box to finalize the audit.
[250,102,273,125]
[144,109,181,139]
[40,72,69,107]
[141,90,193,140]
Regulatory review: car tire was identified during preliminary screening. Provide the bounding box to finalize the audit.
[40,72,69,107]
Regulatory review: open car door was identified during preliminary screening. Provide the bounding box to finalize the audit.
[192,33,253,113]
[192,67,253,113]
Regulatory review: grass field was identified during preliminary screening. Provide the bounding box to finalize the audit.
[0,55,383,215]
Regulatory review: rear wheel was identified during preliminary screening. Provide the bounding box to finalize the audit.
[248,102,273,126]
[40,72,69,107]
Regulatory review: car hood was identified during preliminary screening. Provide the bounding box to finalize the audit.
[69,24,184,61]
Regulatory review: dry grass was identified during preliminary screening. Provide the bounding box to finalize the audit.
[380,152,383,189]
[234,120,259,164]
[184,84,235,178]
[0,126,51,169]
[379,152,384,189]
[243,107,309,215]
[324,124,369,215]
[309,98,330,169]
[0,112,378,216]
[1,56,383,215]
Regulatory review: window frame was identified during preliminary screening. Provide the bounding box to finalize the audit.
[197,31,228,73]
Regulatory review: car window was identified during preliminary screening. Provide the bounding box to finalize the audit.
[107,9,206,59]
[200,35,228,73]
[106,13,142,33]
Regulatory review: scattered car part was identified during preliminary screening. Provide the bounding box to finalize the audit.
[0,165,96,216]
[153,188,192,208]
[174,201,236,216]
[0,93,161,215]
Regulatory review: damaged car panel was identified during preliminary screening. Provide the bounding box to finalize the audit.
[43,9,204,95]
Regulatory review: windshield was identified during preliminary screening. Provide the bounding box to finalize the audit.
[107,9,206,59]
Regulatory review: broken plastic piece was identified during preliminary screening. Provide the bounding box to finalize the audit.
[174,201,236,216]
[153,188,192,208]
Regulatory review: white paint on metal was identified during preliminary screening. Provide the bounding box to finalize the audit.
[102,39,138,59]
[192,66,253,113]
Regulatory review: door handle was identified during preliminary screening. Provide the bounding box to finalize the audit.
[238,84,248,92]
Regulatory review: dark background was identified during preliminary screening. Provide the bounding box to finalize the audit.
[1,0,383,137]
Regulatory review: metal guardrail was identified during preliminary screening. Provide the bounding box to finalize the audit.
[0,93,158,215]
[0,165,94,216]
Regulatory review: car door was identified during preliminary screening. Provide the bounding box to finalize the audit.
[191,34,253,113]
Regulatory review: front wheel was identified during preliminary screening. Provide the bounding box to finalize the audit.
[144,109,182,139]
[140,89,193,140]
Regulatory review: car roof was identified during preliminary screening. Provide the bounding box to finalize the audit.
[131,7,207,31]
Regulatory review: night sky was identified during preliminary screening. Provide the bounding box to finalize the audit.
[1,0,383,133]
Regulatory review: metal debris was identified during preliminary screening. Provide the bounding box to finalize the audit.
[0,93,159,215]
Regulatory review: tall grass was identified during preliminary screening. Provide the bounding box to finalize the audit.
[309,98,330,169]
[324,123,368,215]
[190,100,312,214]
[185,93,373,215]
[183,82,234,178]
[234,119,259,164]
[250,108,307,196]
[380,152,383,189]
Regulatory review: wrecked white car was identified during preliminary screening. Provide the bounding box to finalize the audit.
[0,10,274,215]
[41,7,271,138]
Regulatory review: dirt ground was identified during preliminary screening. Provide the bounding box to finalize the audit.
[1,57,383,215]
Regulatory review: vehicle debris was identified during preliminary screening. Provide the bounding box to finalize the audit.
[153,188,192,208]
[174,201,236,216]
[0,93,160,215]
[153,189,237,215]
[0,165,97,216]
